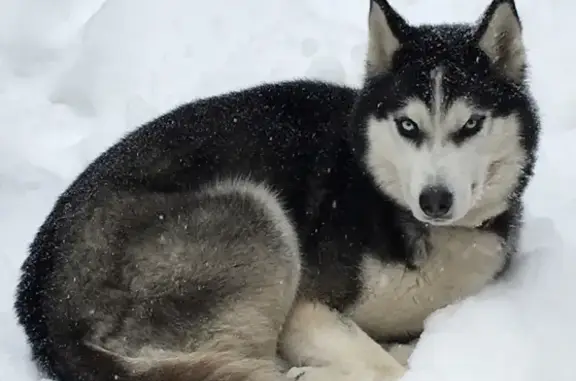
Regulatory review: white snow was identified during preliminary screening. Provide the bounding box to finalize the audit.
[1,0,575,380]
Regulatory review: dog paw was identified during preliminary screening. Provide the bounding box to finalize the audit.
[286,366,404,381]
[286,366,310,381]
[286,366,356,381]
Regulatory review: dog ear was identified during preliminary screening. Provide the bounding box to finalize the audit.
[475,0,526,83]
[366,0,409,77]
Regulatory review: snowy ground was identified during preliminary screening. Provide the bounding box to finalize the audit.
[1,0,576,380]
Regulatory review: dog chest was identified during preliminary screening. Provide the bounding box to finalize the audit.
[347,227,506,338]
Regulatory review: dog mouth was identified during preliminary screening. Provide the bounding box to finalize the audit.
[411,206,455,226]
[417,215,454,226]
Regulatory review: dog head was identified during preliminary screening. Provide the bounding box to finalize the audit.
[352,0,540,227]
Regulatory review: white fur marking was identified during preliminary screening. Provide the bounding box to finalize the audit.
[364,102,526,227]
[281,302,405,381]
[348,227,505,337]
[431,67,444,133]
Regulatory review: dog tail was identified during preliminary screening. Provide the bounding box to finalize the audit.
[131,353,283,381]
[65,342,285,381]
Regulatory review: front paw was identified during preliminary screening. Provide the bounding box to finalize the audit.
[286,366,314,381]
[286,366,405,381]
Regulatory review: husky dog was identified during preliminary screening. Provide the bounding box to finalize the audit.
[14,0,539,380]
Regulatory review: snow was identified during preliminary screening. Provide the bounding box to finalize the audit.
[0,0,575,380]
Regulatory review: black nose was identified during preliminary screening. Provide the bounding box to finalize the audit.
[418,185,453,219]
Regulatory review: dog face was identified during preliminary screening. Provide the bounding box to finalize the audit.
[354,0,539,227]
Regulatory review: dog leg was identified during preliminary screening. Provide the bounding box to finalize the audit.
[280,301,406,381]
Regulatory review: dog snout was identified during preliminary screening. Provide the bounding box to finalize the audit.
[418,185,453,219]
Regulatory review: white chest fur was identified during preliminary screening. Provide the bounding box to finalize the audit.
[347,226,506,338]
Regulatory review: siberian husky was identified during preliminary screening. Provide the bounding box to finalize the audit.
[14,0,540,380]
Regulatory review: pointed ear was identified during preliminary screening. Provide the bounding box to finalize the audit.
[475,0,526,83]
[366,0,409,77]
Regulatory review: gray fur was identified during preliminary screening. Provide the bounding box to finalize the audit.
[46,180,301,381]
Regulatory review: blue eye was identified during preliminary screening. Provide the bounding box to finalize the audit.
[463,115,485,131]
[394,117,422,142]
[452,114,487,144]
[399,118,417,132]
